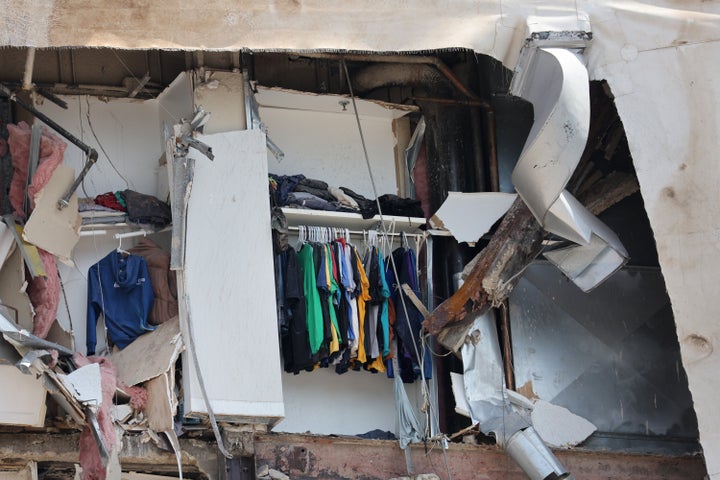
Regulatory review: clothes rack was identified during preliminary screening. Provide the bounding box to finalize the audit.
[287,225,424,239]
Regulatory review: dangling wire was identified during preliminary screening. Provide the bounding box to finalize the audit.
[341,58,452,478]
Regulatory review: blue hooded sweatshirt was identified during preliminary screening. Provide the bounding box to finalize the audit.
[86,250,155,355]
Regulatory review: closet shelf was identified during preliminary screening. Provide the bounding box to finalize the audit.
[281,207,425,234]
[78,223,171,236]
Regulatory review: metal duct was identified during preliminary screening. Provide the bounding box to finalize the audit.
[509,46,628,292]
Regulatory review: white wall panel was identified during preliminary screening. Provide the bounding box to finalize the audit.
[183,129,283,423]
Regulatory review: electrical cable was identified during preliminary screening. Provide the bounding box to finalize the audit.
[84,97,131,190]
[111,50,182,125]
[341,58,452,480]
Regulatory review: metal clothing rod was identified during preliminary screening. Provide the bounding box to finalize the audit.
[287,225,423,239]
[114,229,148,240]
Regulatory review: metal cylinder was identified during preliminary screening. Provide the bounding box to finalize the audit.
[505,427,572,480]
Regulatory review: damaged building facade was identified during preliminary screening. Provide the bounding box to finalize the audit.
[0,1,717,479]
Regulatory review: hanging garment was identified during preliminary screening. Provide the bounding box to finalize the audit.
[314,243,334,360]
[344,243,360,356]
[128,238,178,325]
[391,246,432,382]
[86,250,156,355]
[354,247,371,364]
[298,243,323,355]
[280,248,313,373]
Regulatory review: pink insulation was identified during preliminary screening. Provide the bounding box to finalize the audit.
[73,353,148,480]
[74,353,118,480]
[7,121,67,218]
[7,121,67,339]
[29,248,60,339]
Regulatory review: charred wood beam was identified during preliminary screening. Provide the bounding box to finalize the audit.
[424,171,640,348]
[578,171,640,216]
[424,196,542,339]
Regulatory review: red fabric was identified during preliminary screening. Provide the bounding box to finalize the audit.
[95,192,126,212]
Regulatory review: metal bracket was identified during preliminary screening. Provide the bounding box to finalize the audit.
[0,83,99,210]
[243,70,285,161]
[166,107,214,270]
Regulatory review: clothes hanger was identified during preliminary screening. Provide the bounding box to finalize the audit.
[116,237,129,255]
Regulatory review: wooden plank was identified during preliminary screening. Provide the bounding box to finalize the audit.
[145,372,174,433]
[423,197,542,339]
[425,173,640,347]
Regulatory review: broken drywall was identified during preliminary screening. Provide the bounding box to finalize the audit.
[532,400,596,448]
[110,316,183,387]
[23,163,81,264]
[432,192,517,245]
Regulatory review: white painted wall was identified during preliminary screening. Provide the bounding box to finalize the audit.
[36,96,163,199]
[597,41,720,478]
[34,96,167,353]
[182,130,284,422]
[260,96,401,199]
[278,369,423,436]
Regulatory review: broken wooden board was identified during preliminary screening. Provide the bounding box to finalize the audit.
[23,164,81,264]
[144,372,174,433]
[110,316,183,387]
[425,176,638,349]
[0,364,46,427]
[0,247,35,331]
[423,197,543,339]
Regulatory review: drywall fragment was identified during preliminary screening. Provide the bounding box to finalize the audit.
[506,389,535,411]
[122,473,182,479]
[257,464,269,477]
[110,316,183,387]
[58,363,103,405]
[450,372,472,418]
[0,247,34,331]
[0,364,46,427]
[110,404,133,424]
[268,468,289,480]
[145,372,174,432]
[45,320,74,352]
[0,461,38,480]
[43,371,85,425]
[531,400,596,448]
[23,164,80,264]
[432,192,517,245]
[460,312,508,424]
[0,221,15,269]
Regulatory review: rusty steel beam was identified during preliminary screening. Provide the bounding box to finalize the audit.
[253,432,706,480]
